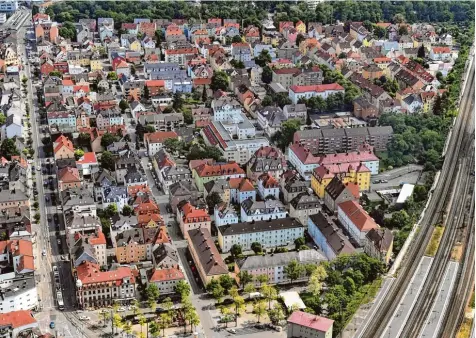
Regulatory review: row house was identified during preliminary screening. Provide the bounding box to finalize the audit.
[177,202,211,240]
[164,48,199,66]
[192,162,245,192]
[272,66,323,89]
[288,83,345,104]
[152,149,192,194]
[240,199,286,223]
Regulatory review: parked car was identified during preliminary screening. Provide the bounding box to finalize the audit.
[117,307,126,312]
[49,322,55,329]
[79,316,90,321]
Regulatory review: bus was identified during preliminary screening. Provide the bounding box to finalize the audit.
[56,290,64,311]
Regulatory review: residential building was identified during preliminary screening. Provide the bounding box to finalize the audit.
[429,46,452,61]
[187,228,229,285]
[218,218,305,253]
[235,250,325,286]
[0,310,38,338]
[289,193,320,226]
[288,83,345,104]
[257,106,286,137]
[137,113,184,132]
[308,212,355,260]
[212,96,242,122]
[311,162,370,198]
[353,97,379,120]
[287,311,334,338]
[214,203,239,227]
[288,143,380,180]
[144,131,178,156]
[257,173,280,200]
[114,229,149,263]
[0,278,38,314]
[53,135,74,160]
[177,202,211,240]
[293,126,393,154]
[364,228,394,265]
[283,104,307,123]
[246,146,287,182]
[229,177,256,204]
[337,200,378,245]
[148,267,185,295]
[152,149,192,194]
[192,162,245,192]
[203,179,232,205]
[3,115,22,139]
[240,199,287,223]
[168,181,201,213]
[57,167,82,192]
[75,261,136,308]
[281,171,311,203]
[323,176,359,213]
[272,67,323,89]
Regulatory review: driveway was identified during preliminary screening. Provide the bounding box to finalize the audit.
[371,164,423,191]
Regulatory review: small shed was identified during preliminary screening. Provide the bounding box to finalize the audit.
[279,291,306,310]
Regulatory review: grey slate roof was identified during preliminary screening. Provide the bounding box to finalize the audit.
[219,217,303,236]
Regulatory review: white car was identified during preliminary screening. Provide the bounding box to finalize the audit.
[79,316,90,321]
[117,307,126,312]
[227,328,236,334]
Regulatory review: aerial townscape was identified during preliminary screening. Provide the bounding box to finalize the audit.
[0,1,473,338]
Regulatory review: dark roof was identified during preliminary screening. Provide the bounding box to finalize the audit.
[187,228,228,276]
[324,176,346,200]
[366,228,393,252]
[219,217,304,236]
[309,212,355,256]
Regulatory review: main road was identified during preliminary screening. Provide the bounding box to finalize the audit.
[359,55,475,338]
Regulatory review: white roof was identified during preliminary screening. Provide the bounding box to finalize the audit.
[279,291,306,310]
[397,184,415,204]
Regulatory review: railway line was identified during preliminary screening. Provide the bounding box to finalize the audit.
[360,57,475,338]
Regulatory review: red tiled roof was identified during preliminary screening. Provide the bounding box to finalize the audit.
[76,261,135,285]
[0,310,37,329]
[18,255,35,271]
[128,185,151,199]
[145,80,165,87]
[165,48,198,55]
[338,200,378,232]
[88,231,106,246]
[58,166,80,182]
[76,152,97,164]
[195,162,244,177]
[432,46,451,54]
[53,135,74,154]
[149,267,184,282]
[290,144,378,165]
[287,311,333,333]
[181,202,210,223]
[144,131,178,144]
[374,57,391,63]
[259,173,279,188]
[345,182,360,199]
[289,83,344,93]
[313,162,370,180]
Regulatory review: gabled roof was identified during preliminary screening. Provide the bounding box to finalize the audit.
[0,310,37,329]
[338,200,378,232]
[149,267,184,282]
[287,311,334,333]
[187,228,228,276]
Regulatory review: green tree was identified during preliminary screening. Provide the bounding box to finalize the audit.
[59,21,76,40]
[294,237,306,250]
[0,114,6,126]
[373,25,386,39]
[175,280,191,299]
[269,303,286,324]
[399,25,408,36]
[219,274,236,291]
[74,149,84,160]
[232,35,243,43]
[107,71,118,81]
[261,95,274,107]
[158,313,172,337]
[119,99,129,113]
[308,265,328,296]
[251,242,263,254]
[149,321,160,338]
[219,306,233,328]
[417,45,426,58]
[206,191,223,214]
[154,29,164,43]
[237,271,253,288]
[143,85,150,100]
[145,124,156,133]
[230,244,242,258]
[385,210,411,229]
[77,132,91,147]
[261,283,278,310]
[201,85,208,102]
[172,92,184,110]
[261,66,273,84]
[284,260,305,284]
[232,295,245,323]
[256,274,268,287]
[101,132,118,148]
[271,118,301,151]
[210,71,229,91]
[253,301,267,323]
[207,279,225,303]
[255,49,272,67]
[244,282,256,298]
[49,70,62,78]
[304,263,317,277]
[145,284,160,309]
[163,138,184,153]
[122,205,133,216]
[0,139,19,160]
[100,151,115,171]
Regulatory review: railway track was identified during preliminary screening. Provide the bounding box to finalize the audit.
[360,60,475,338]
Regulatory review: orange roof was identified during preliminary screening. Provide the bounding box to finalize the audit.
[58,167,81,182]
[62,79,74,86]
[5,239,33,257]
[432,46,451,54]
[181,202,210,223]
[195,162,244,177]
[73,85,90,93]
[193,78,212,86]
[144,131,178,144]
[53,135,74,154]
[189,159,214,171]
[376,22,391,28]
[88,231,106,246]
[18,255,35,271]
[345,182,360,199]
[165,48,198,55]
[229,177,254,192]
[374,57,391,63]
[138,213,163,226]
[313,162,370,180]
[154,226,170,244]
[76,152,97,164]
[149,267,184,282]
[338,200,378,232]
[128,185,151,199]
[76,261,135,285]
[259,173,279,188]
[0,310,36,329]
[145,80,165,87]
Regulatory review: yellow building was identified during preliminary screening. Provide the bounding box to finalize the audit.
[130,40,142,53]
[295,20,306,34]
[311,163,371,198]
[90,59,103,71]
[115,229,148,263]
[261,33,280,46]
